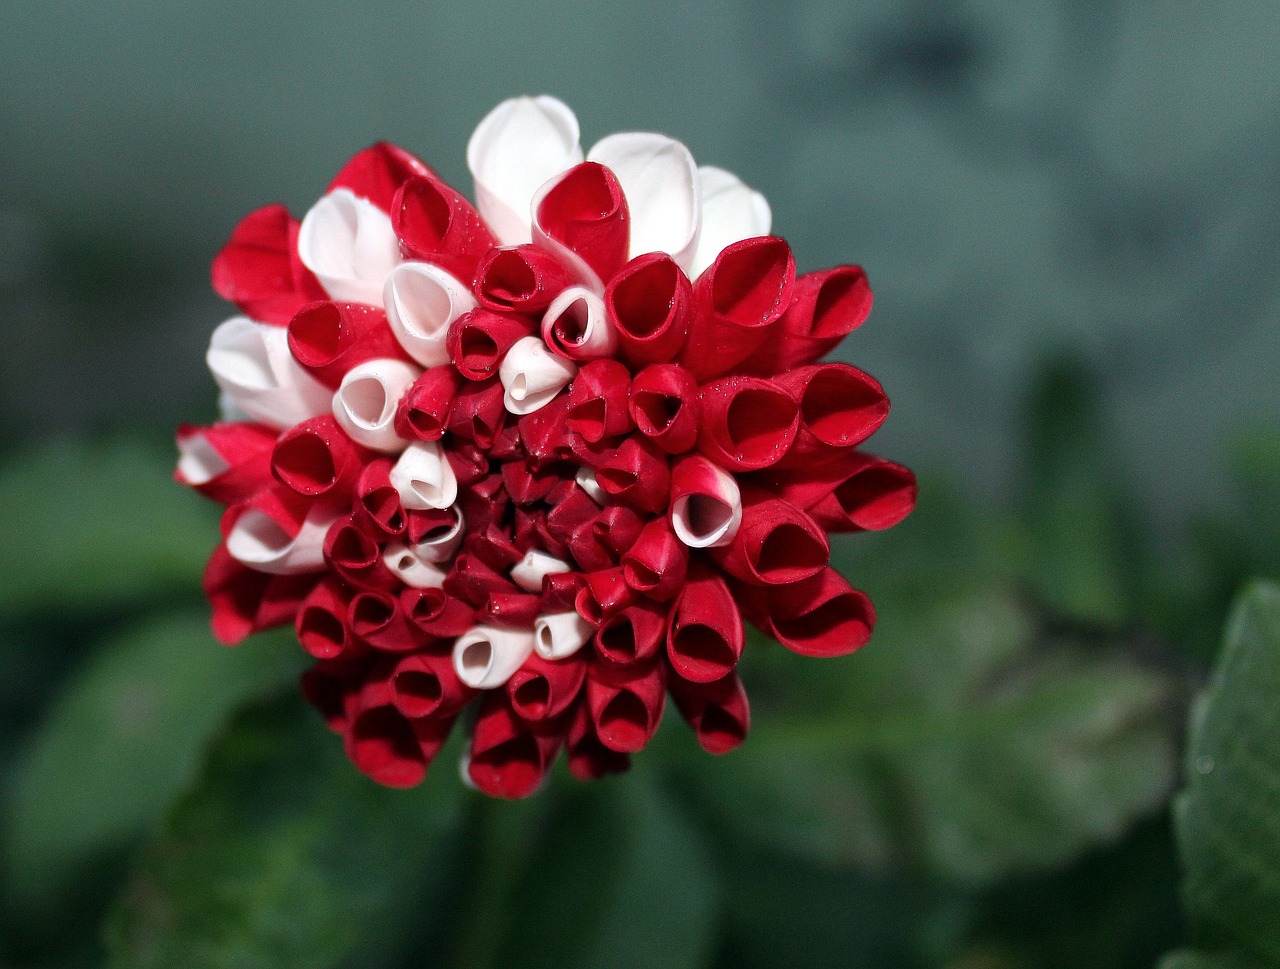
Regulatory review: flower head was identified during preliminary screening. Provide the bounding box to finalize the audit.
[178,96,916,797]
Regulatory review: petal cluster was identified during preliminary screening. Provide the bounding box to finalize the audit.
[179,97,916,797]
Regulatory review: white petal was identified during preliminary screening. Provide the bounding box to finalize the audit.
[533,611,593,661]
[297,188,401,305]
[176,432,228,486]
[541,286,617,359]
[671,465,743,548]
[389,440,458,510]
[331,358,420,453]
[575,466,607,505]
[453,625,536,689]
[588,132,701,269]
[411,507,465,563]
[384,261,476,367]
[499,335,576,414]
[208,316,331,430]
[510,549,572,592]
[689,166,772,279]
[382,543,447,588]
[226,506,340,575]
[217,393,252,423]
[467,96,584,246]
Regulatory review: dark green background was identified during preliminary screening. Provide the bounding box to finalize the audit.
[1,2,1278,967]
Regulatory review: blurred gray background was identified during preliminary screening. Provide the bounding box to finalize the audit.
[2,0,1276,517]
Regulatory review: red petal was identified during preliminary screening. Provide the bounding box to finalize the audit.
[506,651,588,722]
[763,568,875,657]
[666,562,744,683]
[296,579,354,659]
[348,590,421,652]
[393,366,464,442]
[475,245,575,313]
[745,265,872,372]
[565,359,634,443]
[391,649,474,719]
[604,252,692,366]
[271,415,367,499]
[759,451,918,533]
[575,567,636,625]
[669,672,750,755]
[620,517,689,602]
[323,516,398,592]
[535,162,630,283]
[345,704,429,788]
[708,489,829,587]
[329,142,434,212]
[210,204,325,325]
[287,301,410,388]
[567,702,632,779]
[446,377,507,449]
[175,421,277,506]
[586,659,666,753]
[773,363,889,463]
[468,694,565,799]
[594,600,668,666]
[352,459,407,538]
[628,364,700,455]
[391,173,497,281]
[593,436,670,514]
[400,586,476,638]
[446,309,536,381]
[680,236,795,380]
[697,375,799,471]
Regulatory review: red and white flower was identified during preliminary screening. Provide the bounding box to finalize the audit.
[178,96,916,798]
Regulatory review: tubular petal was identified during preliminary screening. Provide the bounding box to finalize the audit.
[332,357,420,453]
[605,252,692,367]
[499,335,577,415]
[288,301,409,389]
[389,440,458,511]
[689,166,771,281]
[208,316,332,430]
[588,131,700,270]
[666,564,744,683]
[383,261,477,368]
[669,454,742,549]
[297,189,401,306]
[453,624,537,690]
[468,95,584,246]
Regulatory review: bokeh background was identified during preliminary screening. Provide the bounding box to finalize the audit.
[2,2,1278,968]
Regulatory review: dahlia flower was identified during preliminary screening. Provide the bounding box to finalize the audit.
[177,95,916,798]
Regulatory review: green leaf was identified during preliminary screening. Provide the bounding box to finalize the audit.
[105,691,464,969]
[447,771,719,969]
[3,612,305,909]
[0,437,217,619]
[1174,581,1280,964]
[675,584,1181,885]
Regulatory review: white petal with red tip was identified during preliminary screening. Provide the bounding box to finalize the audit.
[207,316,331,430]
[690,166,772,280]
[671,463,743,548]
[453,625,536,689]
[384,261,476,368]
[588,132,701,270]
[467,96,583,246]
[297,189,401,306]
[541,286,616,359]
[226,506,340,575]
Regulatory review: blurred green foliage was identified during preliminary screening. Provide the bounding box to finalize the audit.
[0,362,1276,969]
